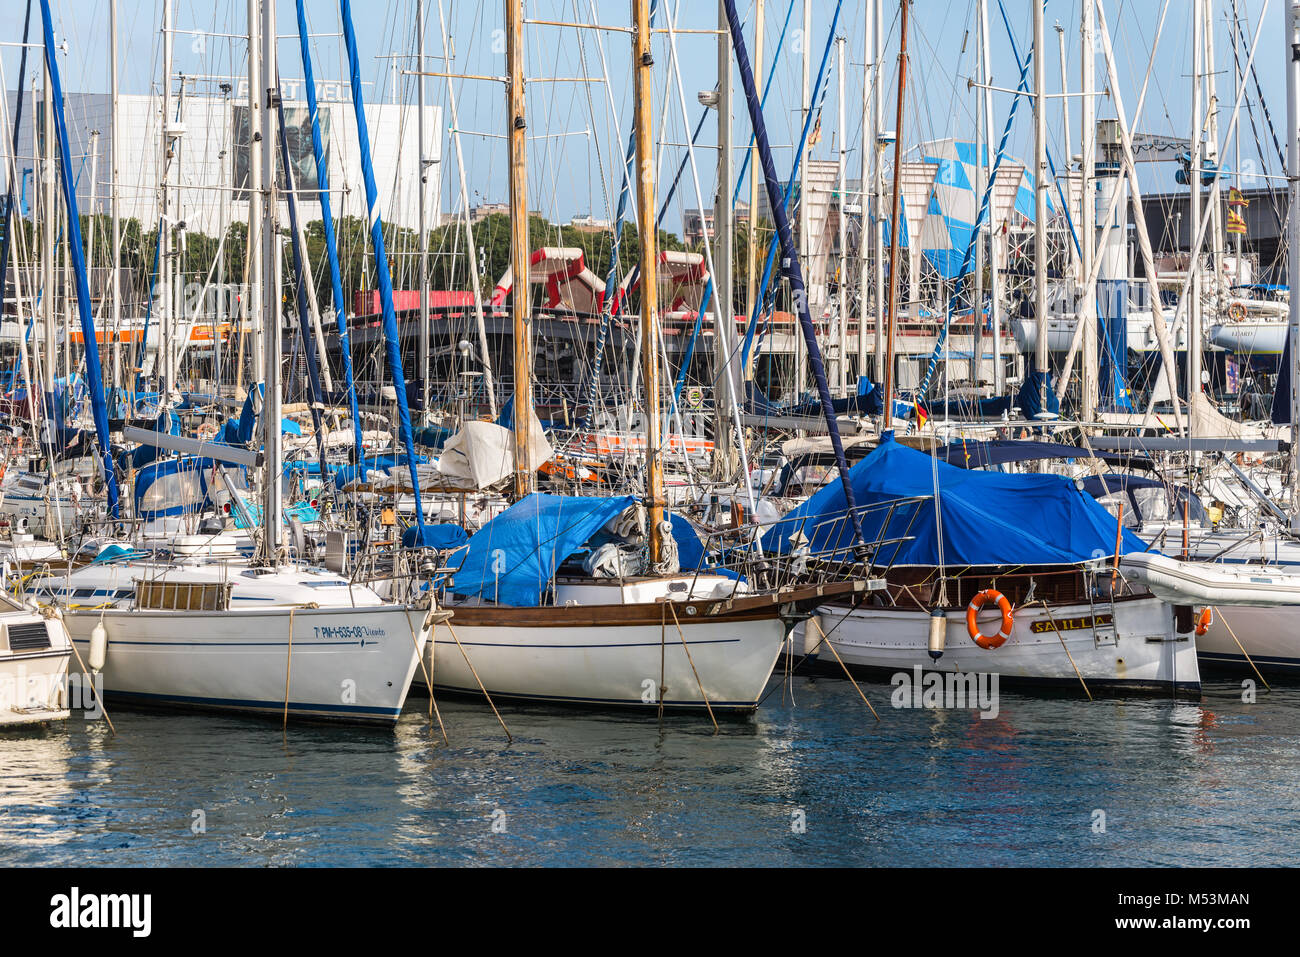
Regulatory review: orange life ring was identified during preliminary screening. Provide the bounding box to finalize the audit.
[967,588,1014,649]
[1195,607,1214,636]
[1228,302,1247,322]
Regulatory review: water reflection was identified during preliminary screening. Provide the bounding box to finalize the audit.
[0,679,1297,866]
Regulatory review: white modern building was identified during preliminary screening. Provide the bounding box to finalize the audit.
[7,85,442,237]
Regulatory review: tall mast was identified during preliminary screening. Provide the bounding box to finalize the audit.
[110,0,122,399]
[744,0,763,378]
[41,54,54,423]
[979,0,1001,393]
[858,0,874,383]
[246,0,264,385]
[1188,0,1203,411]
[1080,0,1097,420]
[506,0,532,498]
[258,0,282,562]
[160,0,175,399]
[417,0,430,413]
[633,0,664,564]
[1286,0,1300,528]
[835,35,847,395]
[1033,0,1049,412]
[872,0,885,383]
[713,0,737,477]
[795,0,811,395]
[881,0,908,431]
[1231,0,1243,285]
[1202,0,1223,328]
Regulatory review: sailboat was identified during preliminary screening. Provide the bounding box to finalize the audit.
[772,436,1198,696]
[29,0,434,726]
[407,0,864,715]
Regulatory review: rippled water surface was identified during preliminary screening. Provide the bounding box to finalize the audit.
[2,677,1296,866]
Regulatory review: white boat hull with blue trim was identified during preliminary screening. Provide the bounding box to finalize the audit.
[36,544,431,726]
[1121,551,1300,675]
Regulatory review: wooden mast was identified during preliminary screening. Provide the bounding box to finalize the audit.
[633,0,664,564]
[506,0,533,498]
[881,0,908,431]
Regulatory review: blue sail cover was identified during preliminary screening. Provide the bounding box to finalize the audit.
[340,0,425,531]
[447,493,635,607]
[761,437,1146,567]
[40,0,119,516]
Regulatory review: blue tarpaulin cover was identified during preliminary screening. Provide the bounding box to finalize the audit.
[761,437,1146,566]
[402,524,469,550]
[326,453,428,490]
[936,440,1150,470]
[447,492,636,607]
[1017,369,1061,420]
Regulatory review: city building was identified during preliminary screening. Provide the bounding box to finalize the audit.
[7,83,442,237]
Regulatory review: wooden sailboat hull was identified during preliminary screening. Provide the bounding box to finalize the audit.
[424,583,863,712]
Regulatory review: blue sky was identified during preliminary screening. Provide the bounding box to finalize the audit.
[1,1,1287,234]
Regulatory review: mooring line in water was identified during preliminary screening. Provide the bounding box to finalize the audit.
[421,614,449,746]
[1212,606,1270,692]
[403,607,438,733]
[756,588,875,710]
[443,621,511,745]
[1031,600,1093,701]
[666,601,717,734]
[819,633,881,721]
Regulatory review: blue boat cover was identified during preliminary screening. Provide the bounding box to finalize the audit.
[1078,474,1164,497]
[743,381,883,419]
[1017,369,1061,420]
[326,452,428,490]
[761,436,1147,566]
[936,440,1151,470]
[670,513,744,581]
[402,523,469,550]
[447,492,635,607]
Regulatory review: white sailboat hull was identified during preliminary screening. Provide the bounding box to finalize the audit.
[1208,321,1288,356]
[65,604,430,725]
[800,595,1199,696]
[0,615,72,727]
[1196,604,1300,675]
[424,605,789,711]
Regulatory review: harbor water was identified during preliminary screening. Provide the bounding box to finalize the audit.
[2,677,1296,867]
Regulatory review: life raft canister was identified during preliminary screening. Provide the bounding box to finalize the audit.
[966,588,1014,649]
[1196,607,1214,636]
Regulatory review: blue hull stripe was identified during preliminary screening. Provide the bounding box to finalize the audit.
[105,689,400,721]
